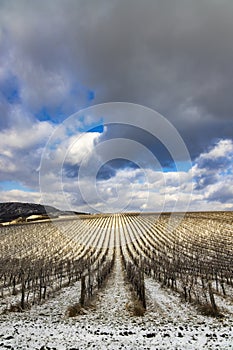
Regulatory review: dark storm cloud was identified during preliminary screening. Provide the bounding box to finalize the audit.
[207,186,233,204]
[98,124,174,169]
[0,0,233,159]
[194,174,218,191]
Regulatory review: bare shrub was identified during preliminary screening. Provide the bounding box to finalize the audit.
[126,299,145,316]
[198,303,224,318]
[66,303,84,317]
[133,300,145,316]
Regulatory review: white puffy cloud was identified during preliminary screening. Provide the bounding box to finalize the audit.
[0,114,55,191]
[66,132,101,165]
[70,138,232,212]
[0,104,232,215]
[0,118,53,152]
[197,139,233,162]
[0,189,41,204]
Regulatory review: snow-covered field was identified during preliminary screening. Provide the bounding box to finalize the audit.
[1,213,233,349]
[1,253,233,349]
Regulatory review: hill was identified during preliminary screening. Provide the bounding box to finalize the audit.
[0,202,83,223]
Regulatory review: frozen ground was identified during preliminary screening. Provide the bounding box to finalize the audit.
[1,246,233,349]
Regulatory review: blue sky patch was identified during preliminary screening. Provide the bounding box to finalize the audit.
[0,181,35,193]
[89,124,104,133]
[1,73,21,104]
[162,160,193,173]
[87,90,95,101]
[35,106,68,123]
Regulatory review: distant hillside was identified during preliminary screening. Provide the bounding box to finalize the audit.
[0,202,84,223]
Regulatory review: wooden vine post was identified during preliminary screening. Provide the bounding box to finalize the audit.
[21,268,26,310]
[80,275,86,306]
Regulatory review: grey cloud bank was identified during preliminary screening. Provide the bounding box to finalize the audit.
[0,0,232,211]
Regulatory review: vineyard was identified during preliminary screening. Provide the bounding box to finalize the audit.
[0,212,233,349]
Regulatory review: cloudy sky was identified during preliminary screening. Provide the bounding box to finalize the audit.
[0,0,232,213]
